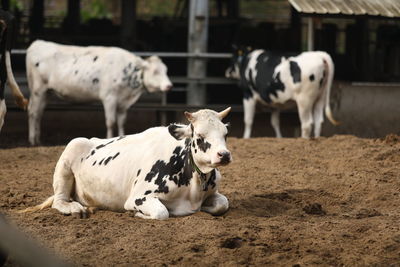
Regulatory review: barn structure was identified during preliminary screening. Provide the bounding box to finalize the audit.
[0,0,399,143]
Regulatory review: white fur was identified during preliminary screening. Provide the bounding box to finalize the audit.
[26,40,172,145]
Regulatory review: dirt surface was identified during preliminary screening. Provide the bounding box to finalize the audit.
[1,135,400,266]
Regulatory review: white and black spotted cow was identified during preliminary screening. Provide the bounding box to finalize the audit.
[21,108,232,220]
[226,47,339,139]
[0,10,28,131]
[26,40,172,145]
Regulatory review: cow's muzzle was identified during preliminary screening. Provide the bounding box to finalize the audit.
[217,150,232,165]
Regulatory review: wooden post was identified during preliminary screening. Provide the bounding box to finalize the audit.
[307,17,314,51]
[121,0,137,50]
[187,0,209,106]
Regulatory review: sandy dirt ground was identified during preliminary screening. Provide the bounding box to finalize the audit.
[1,135,400,266]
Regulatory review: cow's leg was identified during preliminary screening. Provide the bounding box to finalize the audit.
[297,99,313,139]
[52,138,90,218]
[243,97,256,139]
[312,94,325,138]
[28,90,47,145]
[0,99,5,131]
[270,109,282,138]
[124,196,169,220]
[116,107,128,136]
[201,192,229,216]
[102,98,117,138]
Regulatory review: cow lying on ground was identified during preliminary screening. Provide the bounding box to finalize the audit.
[225,46,339,139]
[0,10,28,132]
[21,108,232,220]
[26,40,172,145]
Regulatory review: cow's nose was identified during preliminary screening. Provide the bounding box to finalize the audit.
[165,84,173,91]
[217,150,231,165]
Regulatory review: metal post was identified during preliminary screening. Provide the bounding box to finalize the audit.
[307,17,314,51]
[187,0,209,106]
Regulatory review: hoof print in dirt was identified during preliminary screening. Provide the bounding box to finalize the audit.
[190,245,205,253]
[355,208,382,219]
[221,237,244,249]
[303,203,326,215]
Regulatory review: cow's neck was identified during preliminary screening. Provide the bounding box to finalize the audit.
[186,139,215,187]
[139,68,149,92]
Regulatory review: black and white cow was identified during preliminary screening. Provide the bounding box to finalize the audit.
[26,40,173,145]
[21,108,232,220]
[0,10,28,131]
[226,47,339,138]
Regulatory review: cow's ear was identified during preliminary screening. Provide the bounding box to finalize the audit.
[168,124,192,140]
[140,60,150,70]
[146,55,160,62]
[184,111,197,122]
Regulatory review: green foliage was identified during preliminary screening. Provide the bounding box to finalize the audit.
[81,0,112,23]
[10,0,23,11]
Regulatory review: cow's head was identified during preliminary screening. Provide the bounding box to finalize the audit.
[168,108,232,173]
[142,56,173,92]
[225,45,252,80]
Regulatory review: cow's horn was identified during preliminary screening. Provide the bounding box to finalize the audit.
[218,107,231,120]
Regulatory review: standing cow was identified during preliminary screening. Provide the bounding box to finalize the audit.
[21,108,232,220]
[225,47,339,139]
[0,10,28,132]
[26,40,172,145]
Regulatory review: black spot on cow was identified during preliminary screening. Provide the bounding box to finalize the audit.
[253,52,286,102]
[92,161,97,166]
[92,78,99,84]
[289,60,301,83]
[203,169,217,191]
[195,149,197,153]
[144,190,152,195]
[309,74,315,81]
[135,197,146,206]
[96,140,114,150]
[144,142,194,194]
[93,56,98,62]
[104,156,113,165]
[196,137,211,153]
[137,169,141,176]
[35,62,39,67]
[112,152,120,159]
[85,149,96,159]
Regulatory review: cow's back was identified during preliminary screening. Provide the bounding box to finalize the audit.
[26,40,143,101]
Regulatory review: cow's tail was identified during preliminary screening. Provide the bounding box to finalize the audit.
[17,196,54,213]
[5,50,28,110]
[321,52,340,126]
